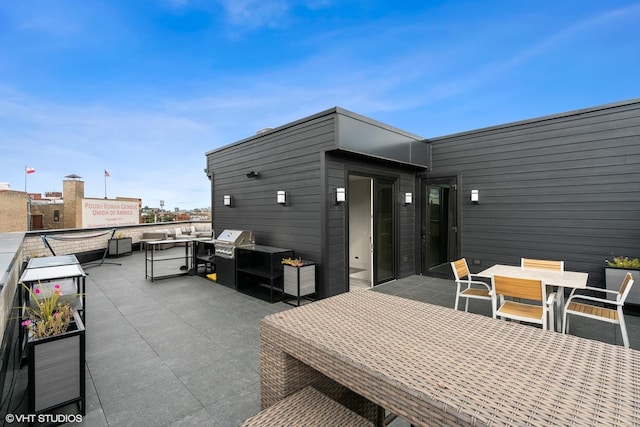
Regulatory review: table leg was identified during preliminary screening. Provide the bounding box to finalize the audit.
[260,341,381,424]
[556,286,565,332]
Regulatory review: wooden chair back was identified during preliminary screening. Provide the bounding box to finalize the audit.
[521,258,564,271]
[493,275,544,301]
[618,273,635,303]
[451,259,470,281]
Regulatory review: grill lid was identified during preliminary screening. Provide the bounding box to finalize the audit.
[215,230,254,246]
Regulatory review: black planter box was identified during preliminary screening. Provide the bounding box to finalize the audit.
[27,310,86,416]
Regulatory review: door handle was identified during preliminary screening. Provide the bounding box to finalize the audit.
[451,227,458,233]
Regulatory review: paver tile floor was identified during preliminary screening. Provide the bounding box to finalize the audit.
[6,247,639,426]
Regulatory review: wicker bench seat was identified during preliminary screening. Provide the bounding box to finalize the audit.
[241,386,373,427]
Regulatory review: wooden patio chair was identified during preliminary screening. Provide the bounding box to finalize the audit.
[563,272,635,347]
[521,258,564,271]
[491,275,555,330]
[450,258,492,312]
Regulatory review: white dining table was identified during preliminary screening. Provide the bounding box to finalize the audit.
[476,264,589,332]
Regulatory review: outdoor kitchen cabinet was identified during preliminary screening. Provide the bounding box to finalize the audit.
[235,245,294,303]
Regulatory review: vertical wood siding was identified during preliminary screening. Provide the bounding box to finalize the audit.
[427,100,640,286]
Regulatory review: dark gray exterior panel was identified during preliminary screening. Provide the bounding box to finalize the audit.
[428,98,640,286]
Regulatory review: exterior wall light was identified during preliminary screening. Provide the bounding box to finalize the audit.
[404,192,413,205]
[335,188,346,204]
[471,189,480,204]
[277,190,287,205]
[223,195,233,207]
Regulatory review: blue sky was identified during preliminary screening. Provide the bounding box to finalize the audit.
[1,1,639,210]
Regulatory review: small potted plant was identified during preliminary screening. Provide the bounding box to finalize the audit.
[604,256,640,305]
[19,282,86,415]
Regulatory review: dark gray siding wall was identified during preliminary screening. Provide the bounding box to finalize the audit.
[427,100,640,286]
[207,114,337,266]
[326,155,346,297]
[325,152,418,297]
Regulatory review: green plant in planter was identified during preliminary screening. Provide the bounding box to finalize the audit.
[606,256,640,269]
[20,282,74,338]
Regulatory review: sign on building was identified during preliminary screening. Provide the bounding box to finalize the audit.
[82,199,140,228]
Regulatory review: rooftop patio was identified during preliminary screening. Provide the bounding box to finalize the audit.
[5,247,640,426]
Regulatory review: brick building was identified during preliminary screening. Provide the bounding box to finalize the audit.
[0,184,29,232]
[0,177,142,232]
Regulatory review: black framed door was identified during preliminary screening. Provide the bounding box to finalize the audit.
[373,179,395,284]
[421,177,458,274]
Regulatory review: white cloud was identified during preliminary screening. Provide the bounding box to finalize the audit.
[217,0,290,28]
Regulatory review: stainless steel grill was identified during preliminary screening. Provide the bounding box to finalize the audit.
[214,230,255,259]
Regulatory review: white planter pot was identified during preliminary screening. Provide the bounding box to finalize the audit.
[283,263,316,306]
[284,264,316,297]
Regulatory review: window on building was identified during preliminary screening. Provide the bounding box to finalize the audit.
[53,210,60,222]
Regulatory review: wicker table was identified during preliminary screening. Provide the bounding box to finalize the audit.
[260,290,640,426]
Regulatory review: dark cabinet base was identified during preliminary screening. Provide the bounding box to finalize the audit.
[236,246,294,303]
[215,256,237,289]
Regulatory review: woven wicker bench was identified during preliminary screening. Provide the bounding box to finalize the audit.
[241,386,374,427]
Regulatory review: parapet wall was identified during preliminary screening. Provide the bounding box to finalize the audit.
[20,222,211,259]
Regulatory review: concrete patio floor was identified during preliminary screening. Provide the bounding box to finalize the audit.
[7,247,640,426]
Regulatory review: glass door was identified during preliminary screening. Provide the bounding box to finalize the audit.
[422,177,457,274]
[374,179,395,284]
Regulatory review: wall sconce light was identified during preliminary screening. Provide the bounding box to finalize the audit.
[223,195,233,207]
[277,190,287,205]
[471,189,480,204]
[246,171,259,179]
[404,192,413,205]
[335,187,346,204]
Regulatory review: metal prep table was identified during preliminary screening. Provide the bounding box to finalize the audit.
[235,245,294,303]
[145,238,208,281]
